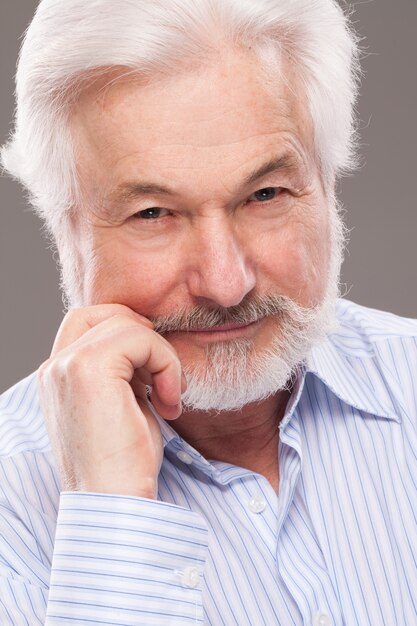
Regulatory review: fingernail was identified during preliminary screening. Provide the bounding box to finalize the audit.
[170,402,182,420]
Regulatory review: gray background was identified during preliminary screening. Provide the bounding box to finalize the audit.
[1,0,416,392]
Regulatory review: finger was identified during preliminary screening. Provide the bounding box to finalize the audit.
[61,325,183,418]
[150,389,182,420]
[52,304,154,355]
[136,333,183,417]
[132,371,184,419]
[131,368,153,388]
[131,340,187,403]
[66,316,181,379]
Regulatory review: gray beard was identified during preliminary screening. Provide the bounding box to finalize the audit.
[62,198,345,411]
[178,291,338,411]
[174,203,345,412]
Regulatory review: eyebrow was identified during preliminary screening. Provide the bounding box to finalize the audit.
[108,153,298,206]
[242,154,297,187]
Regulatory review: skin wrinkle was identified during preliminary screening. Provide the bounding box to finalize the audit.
[67,49,336,487]
[112,154,298,197]
[100,158,306,225]
[72,61,313,220]
[102,144,309,221]
[89,172,307,228]
[72,54,311,185]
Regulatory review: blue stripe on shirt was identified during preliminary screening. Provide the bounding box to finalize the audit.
[0,299,416,625]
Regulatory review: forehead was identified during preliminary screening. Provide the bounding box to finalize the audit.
[72,50,315,199]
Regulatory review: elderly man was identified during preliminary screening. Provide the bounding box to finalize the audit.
[0,0,416,624]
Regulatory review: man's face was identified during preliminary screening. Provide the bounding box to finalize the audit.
[70,50,334,409]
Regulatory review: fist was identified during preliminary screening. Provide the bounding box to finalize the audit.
[38,304,185,500]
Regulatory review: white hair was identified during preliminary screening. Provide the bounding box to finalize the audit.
[1,0,360,267]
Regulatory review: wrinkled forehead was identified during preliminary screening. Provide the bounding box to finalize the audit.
[70,49,317,204]
[72,46,313,142]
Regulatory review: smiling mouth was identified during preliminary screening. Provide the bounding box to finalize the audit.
[188,320,258,333]
[175,319,265,343]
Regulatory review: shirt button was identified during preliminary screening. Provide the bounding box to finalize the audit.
[248,494,267,513]
[182,566,200,588]
[176,450,193,465]
[313,611,332,626]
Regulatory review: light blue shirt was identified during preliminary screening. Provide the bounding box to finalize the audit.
[0,299,416,625]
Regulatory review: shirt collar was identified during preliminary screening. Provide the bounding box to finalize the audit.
[147,398,181,448]
[147,398,229,481]
[149,327,400,453]
[306,335,399,421]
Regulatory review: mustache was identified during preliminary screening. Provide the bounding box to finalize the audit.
[151,294,311,334]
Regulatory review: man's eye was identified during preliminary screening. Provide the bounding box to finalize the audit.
[250,187,281,202]
[134,207,169,219]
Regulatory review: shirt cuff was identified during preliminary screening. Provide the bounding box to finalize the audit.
[46,492,209,625]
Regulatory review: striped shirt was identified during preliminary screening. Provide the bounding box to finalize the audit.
[0,298,416,625]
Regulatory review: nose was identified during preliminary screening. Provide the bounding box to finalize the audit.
[186,216,256,308]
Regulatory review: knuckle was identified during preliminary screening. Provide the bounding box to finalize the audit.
[107,304,153,326]
[42,347,96,383]
[64,346,96,378]
[102,304,139,321]
[37,358,53,384]
[38,356,68,392]
[109,313,129,324]
[63,307,81,323]
[108,303,135,315]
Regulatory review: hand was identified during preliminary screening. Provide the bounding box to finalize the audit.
[38,304,185,500]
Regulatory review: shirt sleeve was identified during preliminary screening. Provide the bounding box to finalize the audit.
[0,490,209,626]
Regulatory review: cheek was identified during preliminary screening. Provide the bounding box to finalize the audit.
[82,233,185,314]
[253,211,330,306]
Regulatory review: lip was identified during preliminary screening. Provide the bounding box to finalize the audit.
[180,319,261,342]
[189,321,256,333]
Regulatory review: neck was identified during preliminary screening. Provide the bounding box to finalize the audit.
[172,389,291,492]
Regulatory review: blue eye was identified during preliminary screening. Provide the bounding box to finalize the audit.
[251,187,280,202]
[135,207,169,219]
